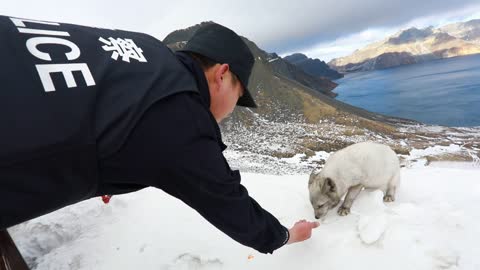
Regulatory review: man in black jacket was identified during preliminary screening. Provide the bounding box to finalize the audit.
[0,15,318,254]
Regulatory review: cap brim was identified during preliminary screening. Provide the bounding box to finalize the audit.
[237,88,257,108]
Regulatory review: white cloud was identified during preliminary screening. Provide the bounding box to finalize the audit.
[288,28,397,62]
[403,3,480,29]
[285,3,480,62]
[2,0,479,62]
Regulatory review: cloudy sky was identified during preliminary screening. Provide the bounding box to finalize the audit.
[2,0,480,61]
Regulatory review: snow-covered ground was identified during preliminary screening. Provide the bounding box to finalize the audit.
[9,147,480,270]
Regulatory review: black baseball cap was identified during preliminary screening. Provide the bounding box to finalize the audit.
[180,23,257,108]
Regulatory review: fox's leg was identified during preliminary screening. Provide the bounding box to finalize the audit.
[383,171,400,202]
[338,184,363,216]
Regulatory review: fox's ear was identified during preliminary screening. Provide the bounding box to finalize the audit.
[325,177,336,193]
[308,174,315,187]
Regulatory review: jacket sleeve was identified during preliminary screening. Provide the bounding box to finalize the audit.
[161,94,289,254]
[101,92,289,254]
[160,140,290,254]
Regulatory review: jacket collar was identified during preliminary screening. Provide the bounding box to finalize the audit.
[175,51,227,151]
[175,51,211,107]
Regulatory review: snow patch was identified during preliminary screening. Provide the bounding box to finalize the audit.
[357,214,388,245]
[9,153,480,270]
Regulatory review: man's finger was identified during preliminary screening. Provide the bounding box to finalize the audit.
[311,221,320,228]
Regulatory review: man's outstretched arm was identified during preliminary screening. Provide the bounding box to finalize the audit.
[102,93,320,253]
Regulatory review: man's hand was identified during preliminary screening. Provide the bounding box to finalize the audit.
[286,220,320,245]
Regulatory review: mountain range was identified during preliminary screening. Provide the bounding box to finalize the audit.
[283,53,343,80]
[163,22,408,126]
[162,22,415,157]
[329,19,480,72]
[159,22,480,164]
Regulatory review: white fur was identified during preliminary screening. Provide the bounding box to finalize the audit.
[309,142,401,218]
[320,141,400,195]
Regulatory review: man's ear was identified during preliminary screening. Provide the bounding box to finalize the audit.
[214,64,230,85]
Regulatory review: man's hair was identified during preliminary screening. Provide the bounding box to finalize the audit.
[186,52,216,70]
[186,52,239,85]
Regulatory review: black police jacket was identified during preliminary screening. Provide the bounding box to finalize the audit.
[0,15,288,254]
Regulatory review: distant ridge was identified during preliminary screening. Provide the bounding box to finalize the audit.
[163,22,413,130]
[283,53,343,80]
[329,19,480,72]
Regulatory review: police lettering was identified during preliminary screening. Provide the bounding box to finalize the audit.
[10,17,96,92]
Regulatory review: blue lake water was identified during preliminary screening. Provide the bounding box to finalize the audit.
[333,54,480,127]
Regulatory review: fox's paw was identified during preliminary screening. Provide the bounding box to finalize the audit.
[383,195,395,202]
[338,206,351,216]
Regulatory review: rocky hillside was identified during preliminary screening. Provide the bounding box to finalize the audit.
[164,23,338,98]
[440,19,480,44]
[163,22,411,126]
[161,22,479,168]
[283,53,343,80]
[265,52,338,98]
[329,20,480,72]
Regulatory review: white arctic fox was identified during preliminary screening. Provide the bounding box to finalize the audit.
[308,142,400,219]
